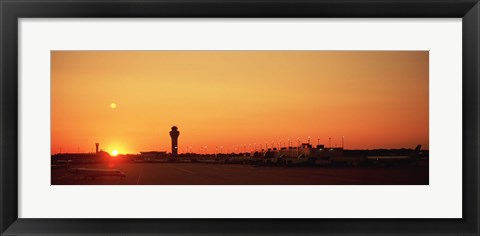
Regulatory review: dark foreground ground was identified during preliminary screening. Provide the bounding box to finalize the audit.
[51,163,429,185]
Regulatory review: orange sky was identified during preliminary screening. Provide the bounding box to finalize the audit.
[51,51,429,155]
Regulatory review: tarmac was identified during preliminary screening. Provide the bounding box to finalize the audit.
[51,162,429,185]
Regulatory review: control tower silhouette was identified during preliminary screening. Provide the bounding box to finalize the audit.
[169,126,180,157]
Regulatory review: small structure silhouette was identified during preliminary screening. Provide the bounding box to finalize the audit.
[169,126,180,157]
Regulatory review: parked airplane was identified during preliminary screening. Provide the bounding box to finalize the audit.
[68,168,126,180]
[284,154,318,167]
[367,145,422,165]
[221,156,250,164]
[51,160,72,169]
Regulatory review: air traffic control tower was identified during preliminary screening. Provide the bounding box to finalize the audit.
[169,126,180,157]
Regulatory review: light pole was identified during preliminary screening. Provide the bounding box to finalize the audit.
[297,138,300,157]
[342,136,345,149]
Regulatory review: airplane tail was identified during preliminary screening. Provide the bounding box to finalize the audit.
[410,145,422,158]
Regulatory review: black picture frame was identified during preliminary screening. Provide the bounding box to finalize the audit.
[1,0,479,235]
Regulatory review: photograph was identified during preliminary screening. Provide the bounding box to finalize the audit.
[51,50,429,185]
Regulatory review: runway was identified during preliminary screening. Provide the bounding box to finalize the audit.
[51,163,429,185]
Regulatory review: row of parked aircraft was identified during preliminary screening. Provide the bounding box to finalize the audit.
[238,145,424,167]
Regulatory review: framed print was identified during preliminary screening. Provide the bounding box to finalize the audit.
[1,0,479,235]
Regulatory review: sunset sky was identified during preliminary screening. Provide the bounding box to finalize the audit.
[51,51,428,155]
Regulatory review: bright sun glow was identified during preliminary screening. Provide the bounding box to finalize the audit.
[110,103,117,109]
[111,150,118,156]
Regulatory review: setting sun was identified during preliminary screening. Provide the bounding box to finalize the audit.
[111,150,118,156]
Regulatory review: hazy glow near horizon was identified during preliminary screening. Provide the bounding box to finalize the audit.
[51,51,429,154]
